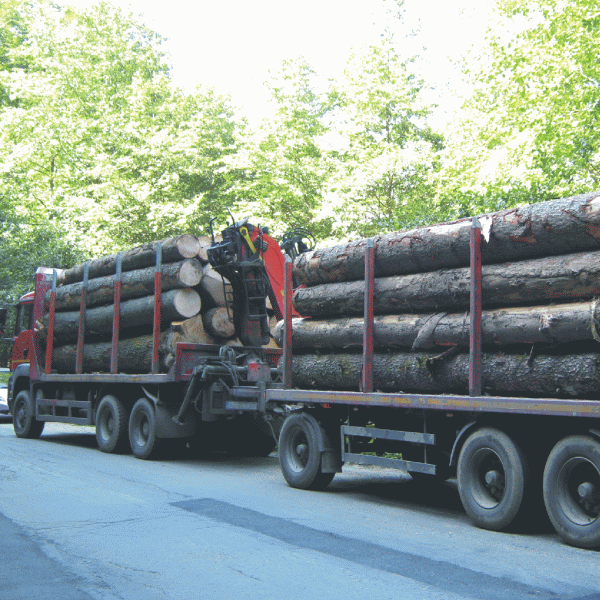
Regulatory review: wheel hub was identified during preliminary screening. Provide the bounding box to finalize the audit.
[558,457,600,525]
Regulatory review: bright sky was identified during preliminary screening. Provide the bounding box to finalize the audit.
[66,0,496,126]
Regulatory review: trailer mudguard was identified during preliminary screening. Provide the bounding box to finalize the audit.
[300,412,342,474]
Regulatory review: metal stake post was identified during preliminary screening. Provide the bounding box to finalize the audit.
[282,255,293,389]
[110,254,122,375]
[361,239,375,393]
[151,244,162,375]
[75,263,89,374]
[45,270,57,375]
[469,217,482,396]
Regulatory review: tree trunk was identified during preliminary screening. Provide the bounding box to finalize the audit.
[196,236,213,264]
[202,307,235,339]
[293,249,600,318]
[294,192,600,286]
[50,332,174,373]
[286,351,600,397]
[197,263,231,307]
[274,301,600,350]
[60,234,201,284]
[46,259,203,311]
[39,288,201,342]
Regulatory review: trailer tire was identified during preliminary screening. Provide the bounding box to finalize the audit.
[129,398,161,460]
[13,390,44,439]
[457,428,526,531]
[96,395,128,454]
[543,436,600,549]
[279,413,335,491]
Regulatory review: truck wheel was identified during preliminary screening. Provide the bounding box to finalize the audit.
[543,436,600,549]
[457,428,526,531]
[279,413,335,490]
[96,395,128,453]
[13,390,44,439]
[129,398,160,460]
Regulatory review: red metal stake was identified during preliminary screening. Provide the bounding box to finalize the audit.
[469,217,482,397]
[75,263,89,374]
[362,239,375,393]
[282,255,293,389]
[110,254,122,375]
[45,270,57,375]
[151,244,162,374]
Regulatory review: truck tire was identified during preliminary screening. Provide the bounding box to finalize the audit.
[457,428,526,531]
[129,398,161,460]
[279,413,335,490]
[96,395,128,454]
[543,435,600,549]
[13,390,44,439]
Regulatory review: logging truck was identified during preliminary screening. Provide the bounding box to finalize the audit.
[3,194,600,550]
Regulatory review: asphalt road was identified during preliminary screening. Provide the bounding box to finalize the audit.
[0,421,599,600]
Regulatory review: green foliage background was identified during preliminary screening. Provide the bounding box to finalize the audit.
[1,0,598,309]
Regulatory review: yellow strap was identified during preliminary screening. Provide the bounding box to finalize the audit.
[239,226,261,258]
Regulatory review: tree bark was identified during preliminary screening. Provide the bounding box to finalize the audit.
[39,288,201,342]
[202,307,235,339]
[274,301,600,350]
[286,351,600,397]
[197,263,231,307]
[50,332,174,373]
[60,235,201,284]
[294,192,600,286]
[46,259,203,311]
[293,249,600,318]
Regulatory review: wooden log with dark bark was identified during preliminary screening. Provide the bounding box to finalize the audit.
[293,250,600,318]
[38,288,201,342]
[198,263,231,307]
[51,332,174,373]
[46,259,203,311]
[61,235,201,284]
[294,192,600,286]
[274,301,600,350]
[202,307,235,339]
[286,351,600,397]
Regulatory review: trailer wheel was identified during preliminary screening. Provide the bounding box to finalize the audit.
[457,428,526,531]
[96,395,128,454]
[13,390,44,439]
[543,436,600,549]
[279,413,335,490]
[129,398,160,460]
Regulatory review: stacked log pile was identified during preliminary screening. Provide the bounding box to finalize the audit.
[280,192,600,397]
[39,234,271,374]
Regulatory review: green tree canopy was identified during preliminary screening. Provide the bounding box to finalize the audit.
[327,38,443,238]
[0,0,241,302]
[439,0,600,215]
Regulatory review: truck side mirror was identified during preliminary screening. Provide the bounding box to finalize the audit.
[0,307,6,337]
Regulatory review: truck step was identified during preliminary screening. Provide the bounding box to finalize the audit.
[341,425,437,475]
[342,452,437,475]
[36,398,93,425]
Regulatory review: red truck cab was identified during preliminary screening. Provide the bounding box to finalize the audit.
[9,291,35,372]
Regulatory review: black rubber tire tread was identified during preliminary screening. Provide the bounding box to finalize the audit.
[13,390,44,439]
[129,398,161,460]
[279,413,335,491]
[543,435,600,549]
[457,427,526,531]
[95,395,128,454]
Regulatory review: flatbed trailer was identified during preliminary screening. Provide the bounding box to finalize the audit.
[3,219,600,549]
[261,220,600,550]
